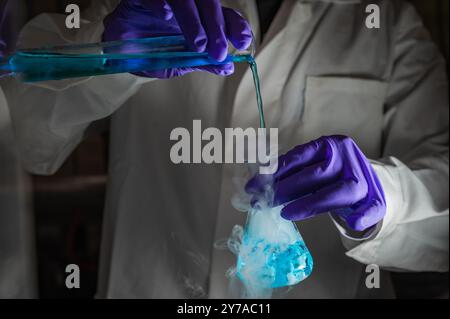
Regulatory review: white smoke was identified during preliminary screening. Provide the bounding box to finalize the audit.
[220,159,313,298]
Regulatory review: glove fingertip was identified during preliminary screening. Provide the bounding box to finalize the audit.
[162,3,173,20]
[280,207,295,220]
[245,180,257,194]
[345,214,367,232]
[246,172,277,195]
[232,31,253,51]
[219,63,234,76]
[208,37,229,62]
[281,204,315,221]
[163,11,174,21]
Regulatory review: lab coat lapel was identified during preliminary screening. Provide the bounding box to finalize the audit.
[208,1,331,298]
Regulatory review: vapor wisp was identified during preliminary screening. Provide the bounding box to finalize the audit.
[221,164,314,298]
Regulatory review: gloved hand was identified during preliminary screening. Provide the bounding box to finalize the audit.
[103,0,252,78]
[246,135,386,232]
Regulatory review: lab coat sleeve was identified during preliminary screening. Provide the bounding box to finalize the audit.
[5,0,151,175]
[345,2,449,272]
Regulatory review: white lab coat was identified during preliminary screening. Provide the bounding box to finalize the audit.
[0,85,37,298]
[4,0,448,298]
[0,0,37,298]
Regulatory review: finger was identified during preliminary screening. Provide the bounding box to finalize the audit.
[166,0,207,53]
[363,158,386,203]
[245,138,328,195]
[195,0,228,61]
[274,138,328,181]
[280,179,367,221]
[137,63,234,79]
[343,158,386,231]
[129,0,173,20]
[103,6,180,42]
[133,67,195,79]
[223,7,252,51]
[196,63,234,76]
[245,173,274,194]
[273,158,343,205]
[345,198,385,231]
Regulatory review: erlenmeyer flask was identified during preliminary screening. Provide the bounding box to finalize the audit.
[236,204,313,289]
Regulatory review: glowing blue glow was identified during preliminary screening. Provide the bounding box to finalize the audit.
[235,206,313,290]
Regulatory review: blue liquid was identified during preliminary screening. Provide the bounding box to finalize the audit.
[237,236,313,289]
[7,51,252,83]
[248,60,266,129]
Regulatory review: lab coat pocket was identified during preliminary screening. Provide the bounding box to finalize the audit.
[302,76,388,158]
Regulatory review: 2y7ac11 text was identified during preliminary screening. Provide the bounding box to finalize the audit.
[177,303,271,317]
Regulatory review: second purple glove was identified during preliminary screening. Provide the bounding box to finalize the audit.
[103,0,253,79]
[246,135,386,232]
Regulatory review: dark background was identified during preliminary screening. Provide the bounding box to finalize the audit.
[17,0,450,298]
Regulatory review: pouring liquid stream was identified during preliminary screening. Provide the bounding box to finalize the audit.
[247,57,266,129]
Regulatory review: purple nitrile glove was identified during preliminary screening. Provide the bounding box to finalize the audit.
[103,0,252,79]
[245,135,386,232]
